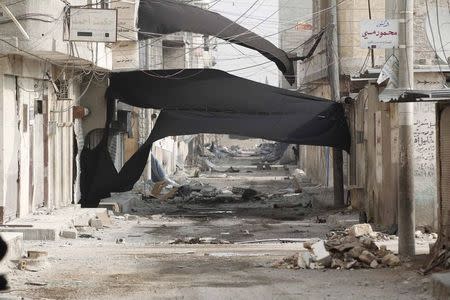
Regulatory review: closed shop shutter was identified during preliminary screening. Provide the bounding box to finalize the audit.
[440,106,450,240]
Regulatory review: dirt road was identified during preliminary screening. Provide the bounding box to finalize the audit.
[3,150,433,299]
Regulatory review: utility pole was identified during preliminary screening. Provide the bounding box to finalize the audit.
[328,0,345,207]
[397,0,415,256]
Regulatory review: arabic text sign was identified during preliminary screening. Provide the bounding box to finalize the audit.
[360,19,399,49]
[112,41,139,70]
[110,0,138,41]
[69,8,117,42]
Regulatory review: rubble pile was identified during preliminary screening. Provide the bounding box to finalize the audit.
[254,142,287,162]
[204,143,241,160]
[274,224,402,270]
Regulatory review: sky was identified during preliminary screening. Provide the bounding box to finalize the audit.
[210,0,280,86]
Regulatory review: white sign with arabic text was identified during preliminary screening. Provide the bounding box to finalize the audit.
[360,19,399,49]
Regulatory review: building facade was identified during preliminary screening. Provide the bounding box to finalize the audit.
[0,0,214,222]
[286,0,444,228]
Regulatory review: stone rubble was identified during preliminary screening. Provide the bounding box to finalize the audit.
[274,224,404,270]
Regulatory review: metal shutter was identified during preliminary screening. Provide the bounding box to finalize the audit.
[440,106,450,240]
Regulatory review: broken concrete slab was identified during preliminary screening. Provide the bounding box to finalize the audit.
[311,240,331,267]
[348,224,373,237]
[0,206,108,240]
[60,229,77,239]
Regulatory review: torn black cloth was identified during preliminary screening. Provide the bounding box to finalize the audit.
[149,110,348,149]
[80,69,350,207]
[138,0,295,84]
[107,69,337,114]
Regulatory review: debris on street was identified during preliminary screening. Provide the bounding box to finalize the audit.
[274,224,404,270]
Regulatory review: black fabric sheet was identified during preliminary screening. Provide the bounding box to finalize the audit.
[80,69,350,208]
[138,0,295,84]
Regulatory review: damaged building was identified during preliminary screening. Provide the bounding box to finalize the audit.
[0,0,448,299]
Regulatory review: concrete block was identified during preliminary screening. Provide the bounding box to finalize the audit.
[311,240,331,267]
[60,229,77,239]
[98,202,120,213]
[99,192,141,213]
[349,224,373,237]
[432,272,450,300]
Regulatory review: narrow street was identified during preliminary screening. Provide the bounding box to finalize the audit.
[1,0,450,298]
[3,142,433,300]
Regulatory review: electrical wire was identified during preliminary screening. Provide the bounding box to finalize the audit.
[92,0,351,75]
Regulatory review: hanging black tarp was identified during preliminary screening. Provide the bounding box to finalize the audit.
[138,0,295,84]
[80,69,350,208]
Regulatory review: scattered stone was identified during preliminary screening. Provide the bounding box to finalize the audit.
[200,186,219,197]
[79,234,95,239]
[60,230,77,239]
[315,216,327,223]
[348,246,365,259]
[297,252,312,269]
[303,241,313,250]
[272,253,299,269]
[89,218,103,229]
[415,230,423,238]
[349,224,373,237]
[358,250,376,265]
[241,188,258,200]
[345,260,358,269]
[331,258,345,269]
[25,281,48,286]
[225,167,240,173]
[27,251,48,259]
[359,237,379,251]
[431,233,438,239]
[382,254,401,267]
[169,237,231,245]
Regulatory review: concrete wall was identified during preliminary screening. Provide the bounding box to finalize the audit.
[300,0,441,228]
[0,0,111,70]
[0,56,76,222]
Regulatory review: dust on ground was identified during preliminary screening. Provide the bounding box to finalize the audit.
[2,143,434,300]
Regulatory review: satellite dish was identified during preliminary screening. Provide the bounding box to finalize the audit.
[425,2,450,63]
